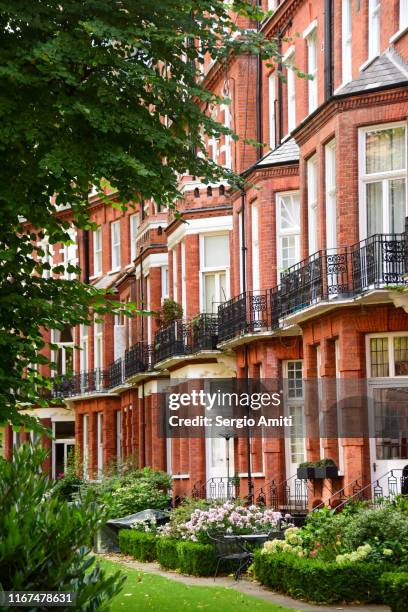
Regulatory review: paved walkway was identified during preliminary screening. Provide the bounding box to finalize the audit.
[100,553,390,612]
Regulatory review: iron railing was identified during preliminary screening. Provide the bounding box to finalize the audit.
[191,477,241,501]
[153,314,220,364]
[51,368,109,398]
[255,475,311,513]
[107,358,123,389]
[125,342,152,378]
[335,469,408,511]
[219,232,407,342]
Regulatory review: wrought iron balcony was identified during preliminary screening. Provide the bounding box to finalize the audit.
[107,358,124,389]
[190,313,219,352]
[153,320,191,364]
[124,342,152,378]
[153,314,220,364]
[51,368,110,398]
[219,232,407,342]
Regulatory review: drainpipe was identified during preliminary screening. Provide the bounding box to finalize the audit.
[140,247,146,468]
[324,0,333,100]
[256,0,263,159]
[240,184,252,502]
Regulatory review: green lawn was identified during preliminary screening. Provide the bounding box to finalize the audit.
[100,558,296,612]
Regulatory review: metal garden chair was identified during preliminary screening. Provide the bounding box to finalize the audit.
[206,532,252,581]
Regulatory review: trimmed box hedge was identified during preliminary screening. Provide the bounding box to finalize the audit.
[156,537,179,570]
[254,550,386,604]
[119,530,157,562]
[176,541,217,576]
[380,571,408,612]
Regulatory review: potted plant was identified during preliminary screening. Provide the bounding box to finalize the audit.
[297,458,338,480]
[297,461,316,480]
[160,299,183,326]
[314,458,338,479]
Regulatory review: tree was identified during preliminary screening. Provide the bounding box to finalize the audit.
[0,1,283,427]
[0,443,126,608]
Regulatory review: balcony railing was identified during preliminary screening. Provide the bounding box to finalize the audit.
[107,358,123,389]
[153,320,191,364]
[219,232,407,342]
[153,314,220,364]
[124,342,152,378]
[51,368,110,398]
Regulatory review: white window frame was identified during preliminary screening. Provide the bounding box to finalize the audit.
[368,0,381,61]
[83,414,89,479]
[116,410,122,468]
[97,412,103,479]
[307,156,318,254]
[358,122,407,240]
[110,220,121,271]
[199,233,230,313]
[181,242,187,317]
[93,227,102,276]
[172,248,178,301]
[79,324,89,373]
[61,227,78,280]
[400,0,408,31]
[146,273,152,344]
[93,316,103,371]
[366,332,408,379]
[130,213,139,263]
[283,360,306,473]
[238,211,244,293]
[283,47,296,134]
[276,191,301,276]
[161,266,169,303]
[51,327,74,376]
[268,72,276,149]
[251,202,260,292]
[304,23,318,114]
[325,140,337,250]
[341,0,352,84]
[221,103,232,170]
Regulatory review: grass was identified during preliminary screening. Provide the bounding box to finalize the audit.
[100,558,296,612]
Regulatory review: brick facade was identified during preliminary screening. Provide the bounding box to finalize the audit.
[7,1,408,509]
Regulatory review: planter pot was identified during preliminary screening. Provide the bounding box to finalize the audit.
[297,467,316,479]
[314,466,339,479]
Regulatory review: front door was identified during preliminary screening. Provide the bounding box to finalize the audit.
[205,434,235,499]
[368,383,408,498]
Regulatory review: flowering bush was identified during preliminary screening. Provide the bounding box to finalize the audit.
[161,501,282,543]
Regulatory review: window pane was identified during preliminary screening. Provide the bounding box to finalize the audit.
[205,274,216,313]
[389,178,406,234]
[370,337,389,377]
[287,361,303,398]
[219,272,227,304]
[366,127,406,174]
[289,405,305,463]
[394,337,408,375]
[281,236,297,270]
[367,182,383,235]
[204,234,229,267]
[280,195,300,230]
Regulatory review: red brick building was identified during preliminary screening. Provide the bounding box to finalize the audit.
[5,0,408,511]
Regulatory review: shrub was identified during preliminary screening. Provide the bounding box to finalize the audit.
[85,466,171,519]
[119,530,157,562]
[156,537,179,570]
[0,444,125,608]
[162,500,281,543]
[176,541,216,576]
[160,299,183,326]
[53,473,84,501]
[380,571,408,612]
[254,550,387,604]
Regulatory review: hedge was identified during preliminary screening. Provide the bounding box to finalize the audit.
[156,537,179,570]
[254,550,387,604]
[380,572,408,612]
[119,530,157,562]
[176,541,216,576]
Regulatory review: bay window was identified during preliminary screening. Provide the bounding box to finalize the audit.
[276,192,300,276]
[360,124,406,238]
[341,0,352,84]
[111,220,121,270]
[200,234,229,313]
[307,156,318,254]
[93,227,102,276]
